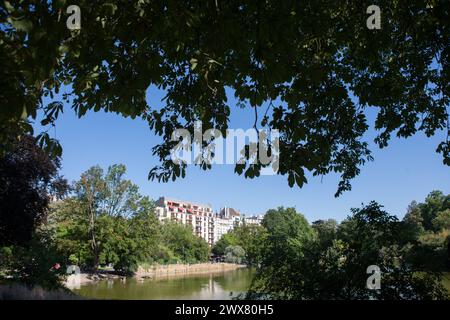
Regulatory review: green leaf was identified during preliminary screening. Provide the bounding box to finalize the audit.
[9,18,33,33]
[190,58,198,71]
[288,173,295,188]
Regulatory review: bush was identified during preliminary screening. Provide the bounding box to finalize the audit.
[224,246,246,264]
[1,234,65,290]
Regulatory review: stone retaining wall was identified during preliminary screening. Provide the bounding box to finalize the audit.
[136,263,246,278]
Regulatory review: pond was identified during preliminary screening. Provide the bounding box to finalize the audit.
[71,270,450,300]
[72,268,255,300]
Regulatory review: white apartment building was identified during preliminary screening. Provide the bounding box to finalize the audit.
[213,206,242,243]
[213,217,235,244]
[155,197,260,246]
[155,197,215,245]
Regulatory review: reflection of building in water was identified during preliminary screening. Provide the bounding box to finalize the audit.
[208,276,215,294]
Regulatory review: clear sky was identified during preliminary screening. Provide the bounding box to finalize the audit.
[37,86,450,223]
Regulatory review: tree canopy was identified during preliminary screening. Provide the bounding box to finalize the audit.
[1,1,449,195]
[212,223,266,265]
[0,135,67,289]
[47,164,210,271]
[247,202,450,300]
[0,135,67,246]
[56,164,162,271]
[159,221,210,264]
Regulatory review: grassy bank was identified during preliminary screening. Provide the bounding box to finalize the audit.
[0,283,81,300]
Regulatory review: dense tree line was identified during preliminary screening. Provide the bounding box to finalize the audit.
[1,136,449,299]
[0,135,68,289]
[0,137,210,289]
[212,192,450,299]
[46,164,210,274]
[239,195,450,299]
[212,223,265,265]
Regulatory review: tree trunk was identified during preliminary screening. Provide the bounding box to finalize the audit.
[89,203,99,272]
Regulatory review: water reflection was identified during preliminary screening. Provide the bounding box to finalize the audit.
[73,268,254,300]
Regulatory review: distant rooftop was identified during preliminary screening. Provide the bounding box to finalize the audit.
[156,196,212,209]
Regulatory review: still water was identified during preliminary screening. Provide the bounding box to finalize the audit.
[73,268,254,300]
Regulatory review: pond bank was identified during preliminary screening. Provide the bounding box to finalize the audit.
[136,262,246,279]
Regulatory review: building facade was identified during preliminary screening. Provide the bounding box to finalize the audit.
[212,217,235,244]
[213,207,242,243]
[155,197,215,245]
[155,197,260,246]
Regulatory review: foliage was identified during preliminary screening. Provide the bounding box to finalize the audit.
[231,223,267,265]
[312,219,338,248]
[46,198,92,268]
[46,164,210,271]
[151,244,179,265]
[402,201,426,242]
[0,135,67,289]
[1,1,448,195]
[160,221,210,264]
[433,209,450,231]
[46,164,162,272]
[7,234,65,290]
[249,207,315,298]
[212,222,267,265]
[0,233,65,290]
[247,203,449,299]
[418,191,450,231]
[71,164,154,270]
[0,135,67,246]
[97,210,161,273]
[402,191,450,268]
[129,209,162,265]
[224,245,246,264]
[212,233,237,256]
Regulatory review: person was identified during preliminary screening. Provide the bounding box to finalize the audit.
[49,263,61,271]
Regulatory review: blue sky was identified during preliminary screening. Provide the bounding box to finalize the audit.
[37,87,450,223]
